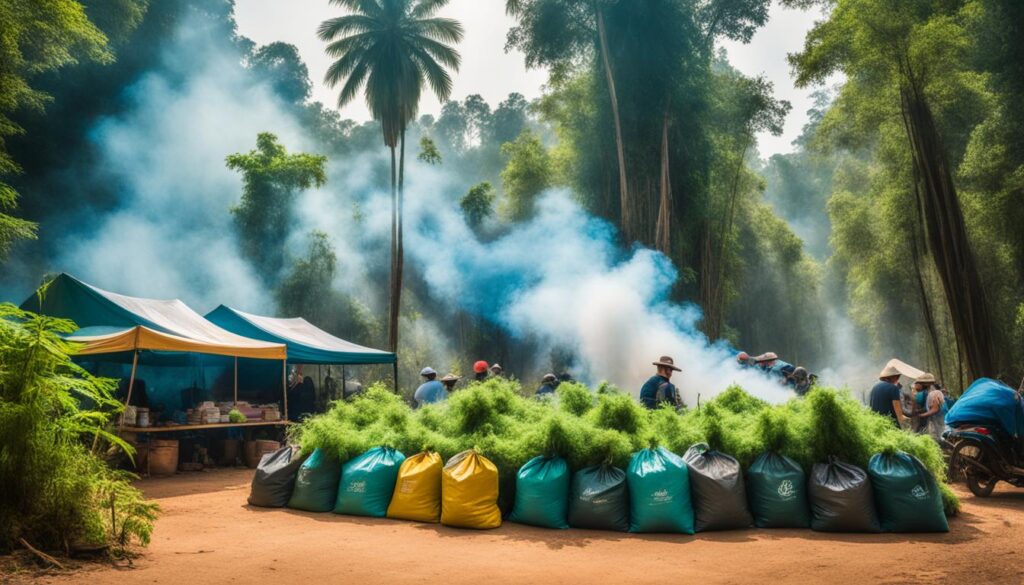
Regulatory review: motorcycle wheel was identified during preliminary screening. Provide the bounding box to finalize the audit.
[952,441,998,497]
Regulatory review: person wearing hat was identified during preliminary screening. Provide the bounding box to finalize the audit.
[489,363,504,378]
[753,352,779,371]
[639,356,683,410]
[736,351,753,369]
[440,373,461,393]
[868,364,905,426]
[413,367,446,407]
[536,373,559,397]
[911,373,946,443]
[787,366,813,396]
[472,360,489,382]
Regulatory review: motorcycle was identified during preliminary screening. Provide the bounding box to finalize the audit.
[946,424,1024,497]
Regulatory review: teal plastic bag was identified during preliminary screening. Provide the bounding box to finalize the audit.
[288,448,342,512]
[509,455,570,529]
[746,452,811,528]
[568,464,629,532]
[627,447,694,534]
[333,447,406,517]
[868,452,948,533]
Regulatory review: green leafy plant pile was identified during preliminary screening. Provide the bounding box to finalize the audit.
[291,378,958,514]
[0,303,159,555]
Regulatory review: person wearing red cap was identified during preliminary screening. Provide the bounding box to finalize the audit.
[473,360,489,382]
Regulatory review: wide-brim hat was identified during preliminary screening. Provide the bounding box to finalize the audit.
[490,363,503,372]
[652,356,681,371]
[420,366,437,377]
[542,373,557,383]
[879,364,901,378]
[916,373,937,385]
[753,352,778,363]
[441,374,461,383]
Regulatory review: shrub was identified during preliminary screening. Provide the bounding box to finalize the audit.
[0,302,158,554]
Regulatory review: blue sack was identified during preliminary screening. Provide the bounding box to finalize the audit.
[946,378,1024,438]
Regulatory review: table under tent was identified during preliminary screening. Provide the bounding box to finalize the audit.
[204,305,397,418]
[20,274,291,471]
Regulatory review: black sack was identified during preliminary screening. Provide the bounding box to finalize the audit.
[683,444,753,531]
[568,464,630,532]
[248,446,305,508]
[809,459,880,532]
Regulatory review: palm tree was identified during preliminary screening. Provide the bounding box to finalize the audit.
[319,0,463,354]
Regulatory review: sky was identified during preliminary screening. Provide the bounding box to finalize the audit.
[234,1,830,158]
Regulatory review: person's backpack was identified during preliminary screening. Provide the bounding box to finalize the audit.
[655,382,680,406]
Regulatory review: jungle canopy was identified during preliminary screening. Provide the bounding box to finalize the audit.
[19,273,286,360]
[205,305,395,365]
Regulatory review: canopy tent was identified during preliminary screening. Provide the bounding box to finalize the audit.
[21,274,290,423]
[204,305,394,365]
[20,274,285,360]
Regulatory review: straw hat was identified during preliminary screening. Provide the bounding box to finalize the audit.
[878,364,901,379]
[490,363,503,373]
[652,356,682,371]
[916,373,937,385]
[440,373,460,383]
[754,352,778,363]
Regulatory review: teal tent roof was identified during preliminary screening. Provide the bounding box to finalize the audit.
[205,305,395,365]
[19,274,286,359]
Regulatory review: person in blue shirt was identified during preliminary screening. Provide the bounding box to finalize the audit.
[413,367,446,407]
[536,373,558,397]
[868,364,905,426]
[639,356,682,409]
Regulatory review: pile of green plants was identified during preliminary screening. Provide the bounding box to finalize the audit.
[0,303,159,556]
[291,378,958,514]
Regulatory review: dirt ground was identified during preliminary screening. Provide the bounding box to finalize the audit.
[13,468,1024,585]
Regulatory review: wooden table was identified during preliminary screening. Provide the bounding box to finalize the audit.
[120,421,291,433]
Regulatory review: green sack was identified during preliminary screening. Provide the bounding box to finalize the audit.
[509,455,570,529]
[746,452,811,528]
[627,447,695,534]
[568,464,629,532]
[868,452,948,533]
[288,448,342,512]
[333,447,406,517]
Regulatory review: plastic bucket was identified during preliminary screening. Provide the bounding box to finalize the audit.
[149,439,179,475]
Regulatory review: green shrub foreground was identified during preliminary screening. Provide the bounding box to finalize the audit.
[292,378,959,515]
[0,303,158,555]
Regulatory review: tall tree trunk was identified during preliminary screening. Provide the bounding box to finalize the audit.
[899,87,995,380]
[655,110,672,254]
[389,129,406,353]
[596,8,630,239]
[910,164,945,383]
[703,139,750,340]
[388,143,398,352]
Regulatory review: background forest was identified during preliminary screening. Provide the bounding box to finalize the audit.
[1,0,1021,396]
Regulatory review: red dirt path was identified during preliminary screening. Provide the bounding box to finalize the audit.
[26,468,1024,584]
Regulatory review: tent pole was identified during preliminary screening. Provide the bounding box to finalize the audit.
[341,365,346,400]
[393,361,399,395]
[233,357,238,403]
[120,349,140,428]
[282,360,289,421]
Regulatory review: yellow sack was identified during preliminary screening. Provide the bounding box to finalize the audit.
[386,451,443,523]
[441,450,502,529]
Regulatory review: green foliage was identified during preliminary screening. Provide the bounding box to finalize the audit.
[0,0,129,262]
[417,136,442,165]
[500,130,553,221]
[293,379,958,515]
[228,409,247,424]
[556,381,593,416]
[226,132,327,280]
[459,181,495,227]
[0,302,157,553]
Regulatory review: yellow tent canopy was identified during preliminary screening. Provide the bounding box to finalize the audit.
[69,325,286,360]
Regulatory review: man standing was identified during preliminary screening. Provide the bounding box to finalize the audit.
[440,373,460,393]
[413,367,446,407]
[536,373,558,397]
[639,356,682,410]
[868,365,905,426]
[911,373,946,443]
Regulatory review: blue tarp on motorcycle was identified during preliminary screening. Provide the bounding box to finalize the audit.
[946,378,1024,437]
